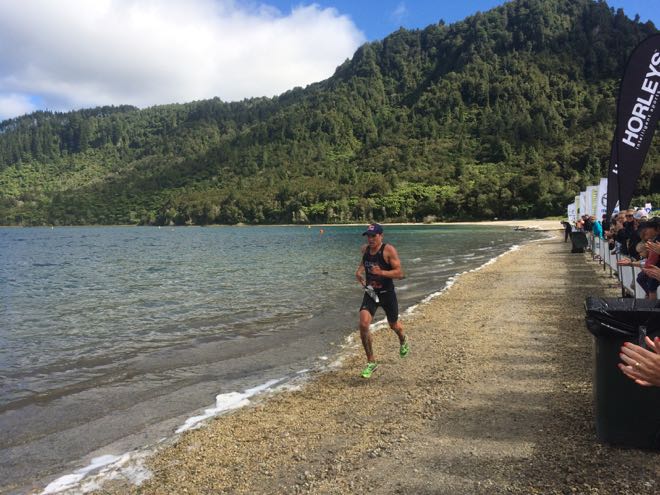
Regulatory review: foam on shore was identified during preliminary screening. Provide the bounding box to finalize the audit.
[37,378,290,494]
[41,453,150,495]
[175,378,284,434]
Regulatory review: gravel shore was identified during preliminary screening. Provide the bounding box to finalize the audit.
[98,229,660,495]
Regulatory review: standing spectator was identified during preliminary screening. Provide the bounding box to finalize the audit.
[627,214,644,260]
[561,220,572,242]
[610,215,626,254]
[601,214,611,232]
[591,215,603,239]
[616,210,635,255]
[620,219,660,299]
[605,213,620,251]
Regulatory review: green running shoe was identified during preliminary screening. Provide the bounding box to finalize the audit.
[361,362,378,378]
[399,338,410,358]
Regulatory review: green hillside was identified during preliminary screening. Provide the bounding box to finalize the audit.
[0,0,658,226]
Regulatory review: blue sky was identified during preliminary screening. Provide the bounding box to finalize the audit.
[269,0,659,41]
[0,0,657,122]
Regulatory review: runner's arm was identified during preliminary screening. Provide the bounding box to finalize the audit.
[356,245,367,285]
[371,244,404,279]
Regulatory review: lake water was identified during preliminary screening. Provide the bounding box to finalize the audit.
[0,225,545,494]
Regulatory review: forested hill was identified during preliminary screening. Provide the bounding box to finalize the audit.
[0,0,658,226]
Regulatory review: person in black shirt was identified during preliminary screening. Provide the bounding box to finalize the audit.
[355,223,409,378]
[619,219,660,298]
[601,214,611,232]
[616,210,635,255]
[627,217,643,260]
[560,221,572,242]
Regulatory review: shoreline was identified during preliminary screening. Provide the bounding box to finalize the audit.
[87,231,660,494]
[3,223,543,495]
[32,230,546,495]
[1,219,564,230]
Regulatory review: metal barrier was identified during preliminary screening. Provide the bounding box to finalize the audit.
[633,266,645,297]
[584,232,658,299]
[617,258,636,297]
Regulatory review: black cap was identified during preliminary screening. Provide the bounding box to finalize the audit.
[362,223,383,235]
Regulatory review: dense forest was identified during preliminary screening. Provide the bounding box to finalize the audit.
[0,0,658,226]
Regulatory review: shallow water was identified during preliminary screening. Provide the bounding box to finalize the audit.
[0,224,544,493]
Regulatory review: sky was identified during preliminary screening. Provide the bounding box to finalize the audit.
[0,0,657,122]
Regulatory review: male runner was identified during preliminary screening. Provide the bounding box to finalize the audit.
[355,223,409,378]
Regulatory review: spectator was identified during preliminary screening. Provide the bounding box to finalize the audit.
[617,241,648,269]
[636,241,650,263]
[605,213,620,251]
[634,210,647,222]
[643,264,660,283]
[619,336,660,387]
[560,220,572,242]
[621,219,660,299]
[601,213,611,232]
[591,215,603,239]
[610,215,626,254]
[615,210,635,255]
[646,239,660,256]
[627,215,643,261]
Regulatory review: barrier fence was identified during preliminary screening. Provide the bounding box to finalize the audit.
[585,233,657,299]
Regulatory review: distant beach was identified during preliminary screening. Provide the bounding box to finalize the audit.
[442,219,562,229]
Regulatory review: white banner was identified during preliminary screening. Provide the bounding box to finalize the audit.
[567,203,577,223]
[579,191,587,217]
[585,186,598,217]
[597,178,608,219]
[590,186,599,216]
[583,189,591,218]
[575,195,581,217]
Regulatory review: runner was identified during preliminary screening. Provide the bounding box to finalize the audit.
[355,223,409,378]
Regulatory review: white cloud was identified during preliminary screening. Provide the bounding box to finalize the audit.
[0,0,365,120]
[391,2,408,24]
[0,93,38,121]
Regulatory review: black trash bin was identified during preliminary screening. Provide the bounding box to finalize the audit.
[570,232,588,253]
[585,296,660,449]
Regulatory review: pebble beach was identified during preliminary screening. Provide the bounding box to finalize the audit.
[89,222,660,494]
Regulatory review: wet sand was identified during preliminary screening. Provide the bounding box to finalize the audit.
[95,227,660,494]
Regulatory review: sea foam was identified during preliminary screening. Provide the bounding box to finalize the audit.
[40,453,150,495]
[39,377,288,494]
[176,378,284,433]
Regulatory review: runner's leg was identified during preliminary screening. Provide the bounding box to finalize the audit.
[389,320,405,345]
[382,291,406,345]
[359,309,375,362]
